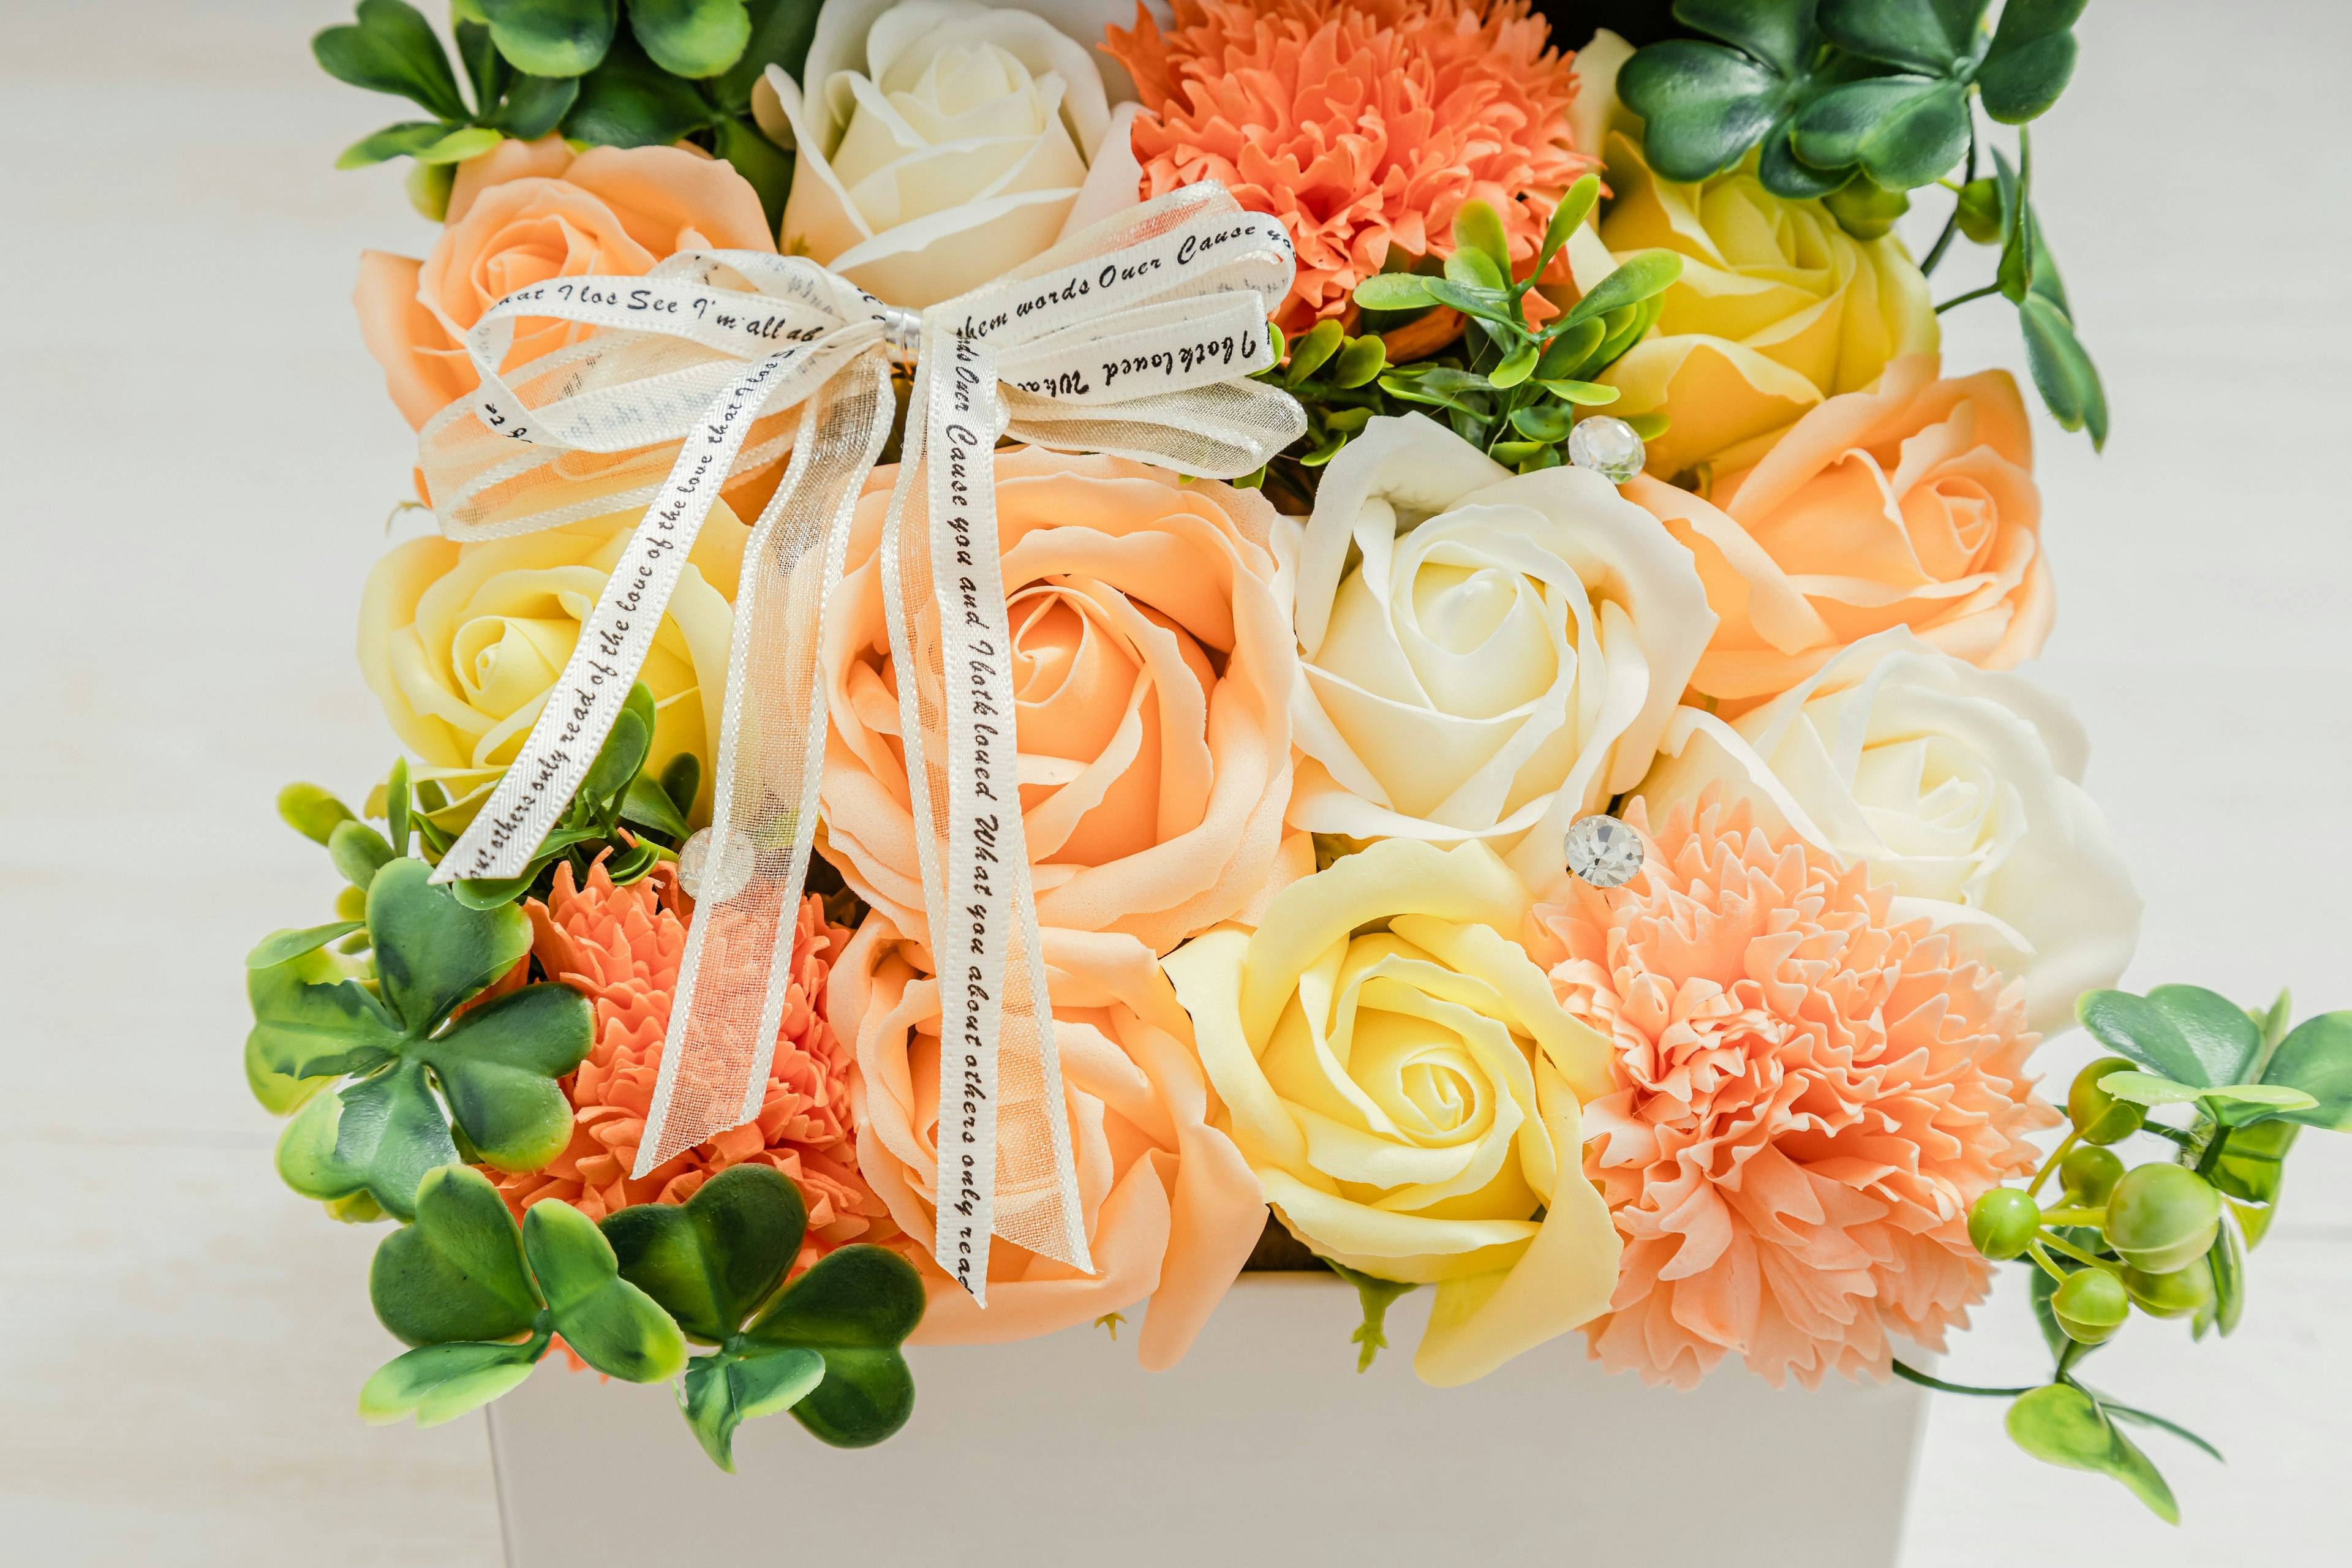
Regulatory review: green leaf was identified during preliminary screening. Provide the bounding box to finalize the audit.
[369,1164,543,1345]
[1536,318,1604,380]
[1818,0,1988,77]
[1328,336,1386,389]
[2229,1196,2277,1250]
[2207,1214,2244,1337]
[603,1164,809,1343]
[1755,109,1850,198]
[524,1200,688,1382]
[1591,296,1664,374]
[1286,318,1345,384]
[246,949,404,1082]
[423,983,594,1171]
[454,17,511,110]
[565,31,718,146]
[334,121,459,169]
[1978,0,2083,124]
[658,751,703,820]
[1510,404,1573,443]
[367,859,533,1035]
[680,1346,825,1469]
[1793,76,1972,191]
[415,125,507,164]
[1676,0,1819,77]
[2005,1383,2180,1524]
[2028,1262,2068,1362]
[361,1340,543,1427]
[1419,277,1515,326]
[246,1029,336,1117]
[1352,273,1436,313]
[743,1244,924,1447]
[630,0,751,78]
[2258,1012,2352,1129]
[1561,251,1683,331]
[246,922,368,971]
[1539,379,1621,406]
[1623,412,1670,442]
[1489,343,1539,388]
[278,1060,460,1220]
[2213,1117,2297,1205]
[2078,986,2264,1090]
[314,0,470,121]
[620,771,693,840]
[1616,39,1795,184]
[1537,175,1602,275]
[709,115,793,234]
[712,0,821,114]
[478,0,617,77]
[2096,1397,2226,1464]
[279,783,356,845]
[2019,293,2108,450]
[453,874,533,910]
[386,758,413,860]
[1443,245,1509,293]
[579,707,653,816]
[330,820,396,891]
[491,72,579,138]
[1451,201,1512,281]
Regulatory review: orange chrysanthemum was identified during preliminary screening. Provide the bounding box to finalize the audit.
[485,859,894,1262]
[1107,0,1591,330]
[1524,793,2054,1390]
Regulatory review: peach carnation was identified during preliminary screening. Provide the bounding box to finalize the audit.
[485,858,893,1261]
[1524,793,2053,1389]
[1106,0,1590,330]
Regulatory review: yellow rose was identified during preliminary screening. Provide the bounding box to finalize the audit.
[356,503,746,820]
[1598,131,1937,482]
[1163,837,1621,1385]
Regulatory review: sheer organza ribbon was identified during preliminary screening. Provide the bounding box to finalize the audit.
[420,183,1300,1299]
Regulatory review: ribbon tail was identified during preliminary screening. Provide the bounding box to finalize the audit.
[633,352,895,1178]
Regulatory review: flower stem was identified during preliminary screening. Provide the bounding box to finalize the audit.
[2195,1123,2237,1180]
[2037,1231,2114,1270]
[2027,1129,2080,1199]
[2025,1239,2072,1284]
[1934,282,2003,314]
[1891,1360,2034,1398]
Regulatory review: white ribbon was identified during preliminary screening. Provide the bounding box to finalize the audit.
[420,183,1301,1300]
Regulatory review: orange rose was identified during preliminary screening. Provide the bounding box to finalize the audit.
[820,447,1299,954]
[832,914,1265,1368]
[353,137,776,429]
[1627,355,2049,710]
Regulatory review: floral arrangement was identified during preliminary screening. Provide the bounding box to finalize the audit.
[246,0,2351,1521]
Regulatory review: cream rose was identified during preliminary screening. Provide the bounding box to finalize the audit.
[1287,413,1715,888]
[357,502,745,821]
[1163,837,1621,1386]
[1635,630,2141,1037]
[753,0,1150,306]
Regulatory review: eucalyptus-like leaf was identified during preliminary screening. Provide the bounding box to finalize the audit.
[630,0,752,79]
[2019,293,2108,450]
[524,1200,689,1382]
[1418,277,1515,326]
[478,0,617,77]
[314,0,470,121]
[1978,0,2084,124]
[1352,273,1436,313]
[361,1340,543,1427]
[2005,1383,2179,1524]
[2078,986,2264,1090]
[2259,1011,2352,1129]
[1561,251,1683,331]
[369,1164,543,1346]
[604,1164,809,1343]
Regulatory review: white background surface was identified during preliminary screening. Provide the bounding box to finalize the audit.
[2,2,2345,1562]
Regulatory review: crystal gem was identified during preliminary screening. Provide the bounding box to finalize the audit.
[676,826,756,903]
[1566,415,1645,484]
[1564,813,1645,888]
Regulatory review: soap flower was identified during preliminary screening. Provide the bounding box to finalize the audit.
[1107,0,1591,331]
[820,447,1296,954]
[1635,630,2141,1039]
[353,137,776,429]
[1163,837,1623,1386]
[1523,793,2053,1390]
[358,502,745,824]
[832,913,1266,1367]
[1596,132,1936,482]
[1629,356,2050,708]
[1287,413,1714,888]
[756,0,1147,307]
[486,859,895,1261]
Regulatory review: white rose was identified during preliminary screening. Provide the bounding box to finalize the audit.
[1286,413,1716,888]
[1636,628,2141,1037]
[753,0,1153,307]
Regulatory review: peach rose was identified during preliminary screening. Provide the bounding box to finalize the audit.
[1629,356,2051,709]
[820,447,1297,954]
[353,137,776,429]
[833,913,1265,1366]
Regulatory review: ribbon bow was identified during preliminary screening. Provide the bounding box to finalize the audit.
[424,183,1301,1300]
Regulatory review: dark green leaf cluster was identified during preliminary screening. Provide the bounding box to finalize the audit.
[362,1163,924,1466]
[1618,0,2084,200]
[314,0,813,225]
[1913,982,2352,1523]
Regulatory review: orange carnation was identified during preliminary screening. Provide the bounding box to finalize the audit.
[1524,793,2054,1389]
[484,859,894,1262]
[1106,0,1590,330]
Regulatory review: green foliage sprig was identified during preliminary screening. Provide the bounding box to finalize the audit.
[1910,983,2352,1521]
[361,1163,925,1463]
[315,0,813,224]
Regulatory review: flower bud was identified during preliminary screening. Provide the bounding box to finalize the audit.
[2105,1163,2222,1273]
[2122,1262,2214,1319]
[2059,1145,2125,1208]
[1968,1187,2042,1261]
[2051,1267,2129,1344]
[1954,178,2004,244]
[1825,175,1910,241]
[2068,1057,2147,1144]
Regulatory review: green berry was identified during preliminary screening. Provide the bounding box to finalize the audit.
[2105,1163,2222,1274]
[1954,178,2004,244]
[2068,1057,2147,1145]
[2122,1262,2215,1319]
[2059,1145,2125,1207]
[1967,1188,2041,1261]
[2051,1268,2129,1344]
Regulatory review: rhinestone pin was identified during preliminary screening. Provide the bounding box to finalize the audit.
[1566,415,1645,484]
[676,826,756,903]
[1564,813,1645,888]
